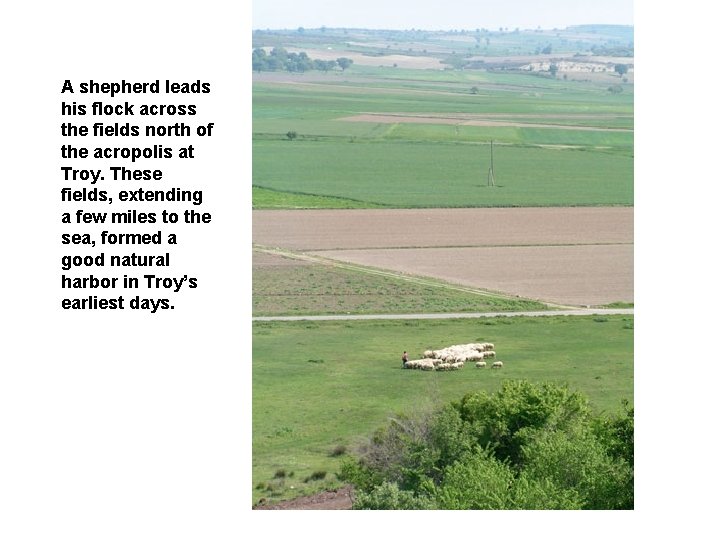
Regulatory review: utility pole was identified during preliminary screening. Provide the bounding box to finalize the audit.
[487,139,496,187]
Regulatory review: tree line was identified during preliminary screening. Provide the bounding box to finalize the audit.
[340,380,633,510]
[252,47,353,73]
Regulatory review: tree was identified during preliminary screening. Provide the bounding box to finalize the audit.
[336,57,354,71]
[549,63,559,77]
[285,131,297,140]
[470,86,480,94]
[614,63,629,76]
[340,380,633,510]
[313,59,336,72]
[251,48,267,73]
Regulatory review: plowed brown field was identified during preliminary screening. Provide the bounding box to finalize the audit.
[253,207,633,307]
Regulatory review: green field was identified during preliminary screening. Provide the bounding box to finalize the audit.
[253,139,632,207]
[252,315,633,504]
[253,61,633,208]
[252,27,634,507]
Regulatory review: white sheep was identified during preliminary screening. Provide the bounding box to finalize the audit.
[491,361,503,369]
[475,361,487,368]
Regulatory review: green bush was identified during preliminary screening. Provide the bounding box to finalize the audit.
[353,481,436,510]
[344,380,633,510]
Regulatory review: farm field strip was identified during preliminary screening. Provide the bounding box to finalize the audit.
[339,113,633,131]
[253,245,557,306]
[252,141,633,207]
[310,244,633,307]
[253,207,633,308]
[253,207,633,251]
[253,308,634,322]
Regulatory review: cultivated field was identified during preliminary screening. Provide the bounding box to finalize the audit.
[253,47,633,209]
[252,25,634,508]
[253,207,633,307]
[253,250,549,316]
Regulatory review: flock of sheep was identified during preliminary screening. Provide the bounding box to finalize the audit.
[404,343,503,372]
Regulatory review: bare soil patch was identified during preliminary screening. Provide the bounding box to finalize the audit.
[253,486,353,510]
[281,47,444,69]
[310,244,633,307]
[253,207,633,307]
[340,113,632,132]
[253,207,634,251]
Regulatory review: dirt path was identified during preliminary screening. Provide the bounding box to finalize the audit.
[253,308,633,322]
[253,486,353,510]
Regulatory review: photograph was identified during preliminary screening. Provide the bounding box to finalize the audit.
[252,0,633,510]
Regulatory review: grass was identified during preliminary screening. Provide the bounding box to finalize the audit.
[253,52,633,210]
[252,315,633,504]
[253,140,633,207]
[253,258,549,315]
[252,186,387,209]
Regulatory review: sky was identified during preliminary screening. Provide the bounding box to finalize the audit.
[252,0,633,31]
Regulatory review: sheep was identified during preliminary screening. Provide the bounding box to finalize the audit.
[407,343,499,372]
[405,359,434,370]
[491,361,503,369]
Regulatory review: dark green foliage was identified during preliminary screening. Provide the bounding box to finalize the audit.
[614,63,629,76]
[345,380,633,509]
[596,400,634,466]
[336,57,354,71]
[454,380,591,465]
[304,470,327,482]
[252,47,318,73]
[520,429,632,509]
[436,450,516,509]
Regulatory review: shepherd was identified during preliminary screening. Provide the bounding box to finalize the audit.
[402,351,408,368]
